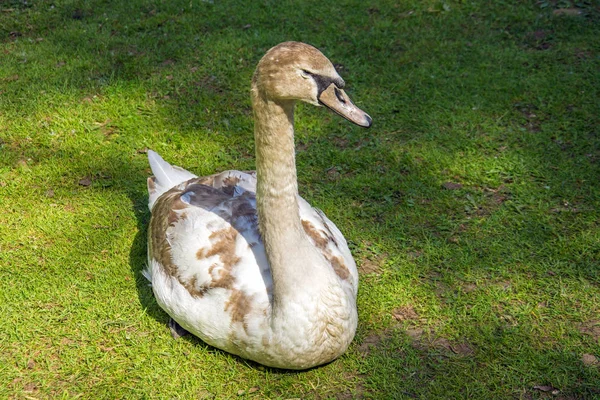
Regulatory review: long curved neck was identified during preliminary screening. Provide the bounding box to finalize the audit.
[253,96,301,236]
[251,88,325,311]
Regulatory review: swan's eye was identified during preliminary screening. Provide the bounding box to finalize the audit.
[300,69,311,79]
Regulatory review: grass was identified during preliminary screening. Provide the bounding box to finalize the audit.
[1,0,599,398]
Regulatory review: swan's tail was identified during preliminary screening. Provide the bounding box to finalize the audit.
[147,150,197,210]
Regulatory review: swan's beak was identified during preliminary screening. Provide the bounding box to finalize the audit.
[318,83,372,128]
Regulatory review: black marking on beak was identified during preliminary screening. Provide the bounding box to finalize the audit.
[303,71,345,94]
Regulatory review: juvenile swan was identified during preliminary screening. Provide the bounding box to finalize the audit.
[145,42,371,369]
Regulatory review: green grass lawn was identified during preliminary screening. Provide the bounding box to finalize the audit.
[1,0,599,398]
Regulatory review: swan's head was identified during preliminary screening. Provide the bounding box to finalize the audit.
[252,42,372,128]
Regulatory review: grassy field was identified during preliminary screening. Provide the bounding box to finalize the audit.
[1,0,599,398]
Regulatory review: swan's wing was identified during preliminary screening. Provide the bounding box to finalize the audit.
[147,150,198,209]
[147,178,270,309]
[147,148,256,209]
[297,198,358,294]
[147,181,232,295]
[147,182,271,347]
[195,170,257,197]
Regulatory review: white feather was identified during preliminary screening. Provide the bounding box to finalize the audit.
[147,150,197,209]
[148,150,197,188]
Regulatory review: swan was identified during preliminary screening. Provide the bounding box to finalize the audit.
[145,41,372,370]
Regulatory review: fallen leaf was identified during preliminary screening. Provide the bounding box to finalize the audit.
[45,189,54,198]
[442,182,462,190]
[358,258,382,275]
[27,359,35,369]
[392,305,418,322]
[533,385,557,392]
[197,389,212,399]
[497,280,511,290]
[462,283,477,293]
[78,177,92,186]
[582,353,599,366]
[432,337,452,350]
[408,250,423,259]
[326,166,341,180]
[93,119,111,128]
[449,342,474,356]
[553,8,582,16]
[24,382,37,392]
[248,387,259,393]
[101,127,115,136]
[405,327,424,339]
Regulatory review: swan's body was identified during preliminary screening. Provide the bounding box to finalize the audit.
[145,42,371,369]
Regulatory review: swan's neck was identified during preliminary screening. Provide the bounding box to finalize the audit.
[253,97,301,236]
[252,90,325,309]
